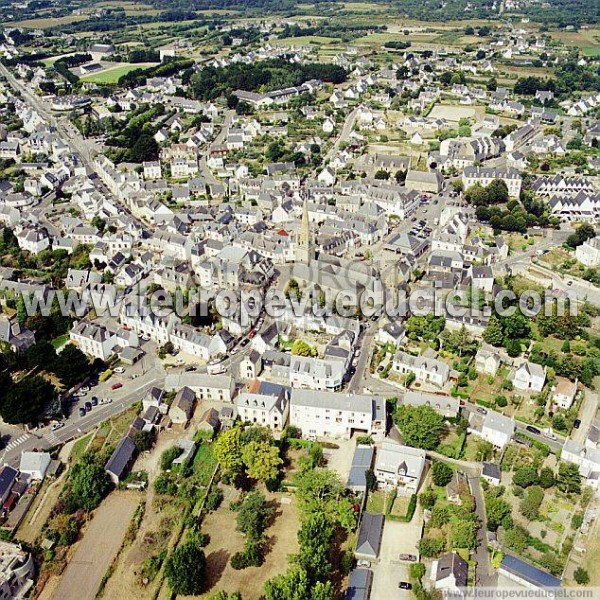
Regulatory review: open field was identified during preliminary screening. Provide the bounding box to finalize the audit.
[272,36,339,46]
[550,28,600,57]
[51,492,140,600]
[96,1,160,15]
[12,15,87,28]
[198,491,300,598]
[80,63,157,84]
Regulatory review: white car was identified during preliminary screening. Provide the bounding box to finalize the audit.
[114,367,125,374]
[50,422,65,431]
[80,386,90,393]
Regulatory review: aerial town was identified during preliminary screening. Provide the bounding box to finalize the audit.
[0,0,598,598]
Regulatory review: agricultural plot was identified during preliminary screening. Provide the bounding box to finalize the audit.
[80,63,157,84]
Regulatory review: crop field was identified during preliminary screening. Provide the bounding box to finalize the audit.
[96,1,160,15]
[80,63,156,84]
[12,14,87,28]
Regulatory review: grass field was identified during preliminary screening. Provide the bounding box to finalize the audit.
[272,35,338,46]
[12,14,87,28]
[80,63,156,84]
[550,28,600,57]
[96,1,160,15]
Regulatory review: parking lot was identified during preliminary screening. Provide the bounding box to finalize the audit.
[370,514,424,600]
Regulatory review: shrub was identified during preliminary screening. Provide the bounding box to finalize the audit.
[432,462,453,487]
[205,488,224,512]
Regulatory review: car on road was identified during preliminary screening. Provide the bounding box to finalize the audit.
[100,398,112,405]
[526,425,541,435]
[111,382,123,391]
[567,280,573,286]
[573,419,582,429]
[185,365,197,372]
[78,407,86,417]
[84,401,92,412]
[356,560,371,568]
[398,554,417,562]
[399,582,412,590]
[477,406,487,414]
[50,422,65,431]
[80,386,90,393]
[113,367,125,374]
[240,338,250,347]
[91,397,99,406]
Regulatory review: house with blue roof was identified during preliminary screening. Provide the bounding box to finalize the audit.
[499,554,561,590]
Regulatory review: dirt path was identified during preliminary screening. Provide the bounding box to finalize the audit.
[50,492,139,600]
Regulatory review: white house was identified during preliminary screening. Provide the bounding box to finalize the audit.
[552,377,578,410]
[19,451,51,480]
[374,440,426,495]
[509,361,546,393]
[475,344,502,377]
[392,350,450,387]
[289,389,386,440]
[576,237,600,267]
[236,390,290,432]
[431,552,468,594]
[470,410,515,449]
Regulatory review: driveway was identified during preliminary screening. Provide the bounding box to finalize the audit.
[51,492,139,600]
[571,390,598,445]
[469,476,497,587]
[371,514,423,600]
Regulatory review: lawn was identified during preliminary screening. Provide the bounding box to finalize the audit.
[51,334,69,349]
[80,63,156,84]
[366,490,386,514]
[70,433,93,463]
[192,443,217,486]
[12,14,87,28]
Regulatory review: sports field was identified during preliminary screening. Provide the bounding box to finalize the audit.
[80,63,156,84]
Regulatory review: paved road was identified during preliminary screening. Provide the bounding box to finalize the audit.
[348,323,377,393]
[323,107,358,164]
[571,389,598,445]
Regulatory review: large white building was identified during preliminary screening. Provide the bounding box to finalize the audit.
[236,390,290,432]
[462,166,522,199]
[290,390,386,440]
[469,410,515,449]
[0,541,35,599]
[374,440,426,495]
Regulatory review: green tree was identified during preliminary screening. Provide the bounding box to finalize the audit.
[68,457,111,511]
[432,462,453,487]
[164,542,206,595]
[419,488,436,509]
[291,340,316,357]
[557,462,581,494]
[504,524,529,552]
[213,428,243,473]
[410,562,426,580]
[418,537,445,557]
[449,519,478,550]
[264,565,332,600]
[294,512,333,583]
[394,405,445,450]
[236,492,273,541]
[483,315,504,346]
[574,567,590,585]
[0,375,56,424]
[520,485,544,520]
[513,466,539,488]
[242,441,282,483]
[485,495,512,531]
[539,467,555,489]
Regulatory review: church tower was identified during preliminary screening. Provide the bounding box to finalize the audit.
[296,194,313,265]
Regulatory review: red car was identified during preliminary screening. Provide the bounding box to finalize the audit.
[111,382,123,391]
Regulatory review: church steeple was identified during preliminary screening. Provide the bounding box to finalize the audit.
[296,193,313,264]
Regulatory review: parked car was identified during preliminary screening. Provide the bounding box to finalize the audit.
[185,365,197,372]
[526,425,541,435]
[113,367,125,374]
[84,401,92,412]
[111,382,123,391]
[357,560,371,568]
[573,419,582,429]
[398,554,417,562]
[399,582,412,590]
[477,406,487,414]
[50,422,64,431]
[91,397,99,406]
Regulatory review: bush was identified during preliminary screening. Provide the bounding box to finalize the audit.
[205,488,224,512]
[230,552,248,570]
[432,462,453,487]
[410,562,426,581]
[418,537,445,557]
[574,567,590,585]
[161,446,183,471]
